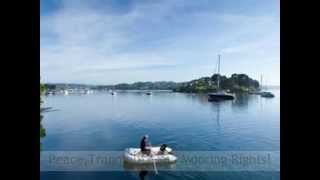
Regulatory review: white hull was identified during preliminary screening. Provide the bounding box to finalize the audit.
[124,147,177,164]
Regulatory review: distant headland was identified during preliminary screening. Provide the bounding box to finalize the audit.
[44,73,279,93]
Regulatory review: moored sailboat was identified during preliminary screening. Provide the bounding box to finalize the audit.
[208,54,235,101]
[260,78,275,98]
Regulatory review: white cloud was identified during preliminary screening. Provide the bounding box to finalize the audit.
[41,0,280,85]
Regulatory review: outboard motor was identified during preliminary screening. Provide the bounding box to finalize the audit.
[160,144,168,152]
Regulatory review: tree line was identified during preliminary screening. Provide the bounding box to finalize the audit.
[173,73,260,93]
[40,82,46,146]
[43,73,259,93]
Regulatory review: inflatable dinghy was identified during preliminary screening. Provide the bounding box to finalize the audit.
[124,146,177,164]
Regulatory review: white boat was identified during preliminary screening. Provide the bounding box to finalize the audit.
[85,89,93,94]
[63,90,69,95]
[124,147,177,164]
[45,91,54,96]
[259,76,275,98]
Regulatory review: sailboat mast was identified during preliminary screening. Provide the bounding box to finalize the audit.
[260,75,263,90]
[217,54,221,91]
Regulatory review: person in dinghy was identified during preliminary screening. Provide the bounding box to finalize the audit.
[140,134,152,155]
[140,135,168,156]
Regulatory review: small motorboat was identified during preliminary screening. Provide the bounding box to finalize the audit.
[124,146,177,164]
[146,91,152,95]
[45,91,53,96]
[261,91,275,98]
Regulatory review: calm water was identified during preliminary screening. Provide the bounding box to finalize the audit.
[41,89,280,180]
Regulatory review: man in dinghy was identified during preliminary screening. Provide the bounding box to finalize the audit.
[124,137,177,164]
[140,135,152,155]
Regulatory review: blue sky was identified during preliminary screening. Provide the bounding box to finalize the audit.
[41,0,279,85]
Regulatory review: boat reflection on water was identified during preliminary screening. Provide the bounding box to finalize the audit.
[123,161,176,179]
[231,93,250,112]
[123,161,176,171]
[139,170,148,180]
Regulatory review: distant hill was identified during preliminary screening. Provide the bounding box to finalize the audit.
[44,81,179,91]
[44,83,96,90]
[45,73,261,93]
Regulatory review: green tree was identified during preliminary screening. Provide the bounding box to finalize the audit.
[174,73,259,93]
[40,81,46,147]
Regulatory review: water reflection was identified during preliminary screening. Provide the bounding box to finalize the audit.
[231,93,250,112]
[259,95,264,111]
[139,171,148,180]
[40,108,47,150]
[123,161,177,179]
[42,90,280,180]
[216,102,221,127]
[208,101,222,138]
[231,93,265,114]
[181,93,212,106]
[183,93,199,103]
[146,93,153,104]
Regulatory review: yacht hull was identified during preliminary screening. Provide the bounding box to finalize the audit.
[208,93,235,101]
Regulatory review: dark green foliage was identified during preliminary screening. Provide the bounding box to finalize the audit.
[54,81,180,90]
[174,73,259,93]
[40,82,46,145]
[40,83,46,94]
[40,114,46,138]
[44,74,259,93]
[110,81,178,90]
[44,84,56,90]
